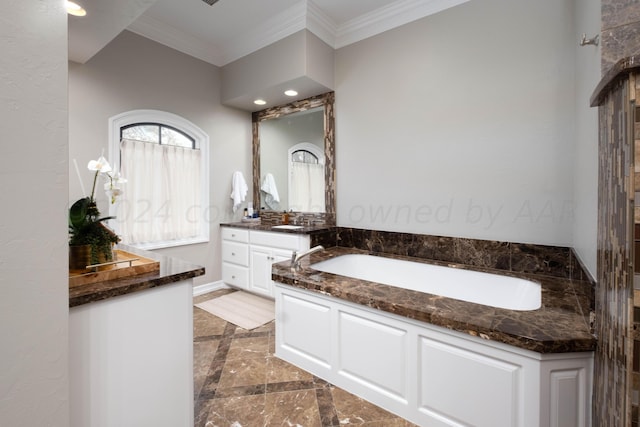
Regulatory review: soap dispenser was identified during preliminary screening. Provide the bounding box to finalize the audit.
[282,211,289,225]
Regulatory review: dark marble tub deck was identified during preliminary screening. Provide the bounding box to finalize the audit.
[273,246,595,354]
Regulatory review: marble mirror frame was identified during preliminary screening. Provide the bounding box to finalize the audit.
[252,91,335,225]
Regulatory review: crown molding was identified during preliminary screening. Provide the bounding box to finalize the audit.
[127,0,469,66]
[305,1,338,49]
[127,14,225,65]
[334,0,470,49]
[219,1,308,65]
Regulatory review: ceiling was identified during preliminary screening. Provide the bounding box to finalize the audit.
[68,0,468,67]
[68,0,467,110]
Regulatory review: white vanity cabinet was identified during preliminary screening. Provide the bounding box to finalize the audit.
[221,227,250,289]
[221,227,309,298]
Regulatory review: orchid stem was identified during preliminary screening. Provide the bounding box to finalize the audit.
[90,170,99,202]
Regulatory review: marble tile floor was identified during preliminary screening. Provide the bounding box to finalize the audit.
[194,289,418,427]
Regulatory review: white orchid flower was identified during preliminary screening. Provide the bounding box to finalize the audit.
[104,169,127,204]
[105,187,123,204]
[87,155,113,201]
[87,156,112,174]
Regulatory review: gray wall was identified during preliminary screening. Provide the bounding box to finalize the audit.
[0,1,69,424]
[573,0,601,278]
[334,0,598,274]
[69,0,601,281]
[69,31,252,285]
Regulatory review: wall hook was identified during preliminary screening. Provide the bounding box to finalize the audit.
[580,33,599,46]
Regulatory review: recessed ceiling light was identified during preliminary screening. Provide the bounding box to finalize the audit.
[284,90,298,97]
[254,99,266,106]
[66,1,87,16]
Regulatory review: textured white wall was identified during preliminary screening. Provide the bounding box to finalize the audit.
[69,31,252,285]
[335,0,580,247]
[0,1,69,424]
[572,0,600,278]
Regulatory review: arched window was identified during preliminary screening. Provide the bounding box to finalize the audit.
[291,149,319,164]
[288,143,325,212]
[108,110,209,249]
[121,123,195,148]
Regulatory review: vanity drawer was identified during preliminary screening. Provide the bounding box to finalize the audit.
[222,263,249,288]
[250,230,309,251]
[222,241,249,266]
[222,227,249,243]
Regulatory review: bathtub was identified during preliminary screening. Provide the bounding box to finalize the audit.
[274,251,593,427]
[310,254,541,311]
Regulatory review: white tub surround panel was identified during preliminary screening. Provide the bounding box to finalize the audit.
[275,284,593,427]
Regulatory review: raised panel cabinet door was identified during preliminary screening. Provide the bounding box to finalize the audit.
[249,246,272,297]
[271,248,292,270]
[250,246,292,297]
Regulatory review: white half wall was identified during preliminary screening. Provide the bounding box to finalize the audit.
[0,0,69,424]
[335,0,580,247]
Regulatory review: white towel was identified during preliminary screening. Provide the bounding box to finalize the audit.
[230,171,248,212]
[261,173,280,209]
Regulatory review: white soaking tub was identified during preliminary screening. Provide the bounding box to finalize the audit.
[310,254,541,311]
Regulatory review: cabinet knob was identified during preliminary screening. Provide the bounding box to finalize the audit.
[232,252,236,256]
[232,275,236,279]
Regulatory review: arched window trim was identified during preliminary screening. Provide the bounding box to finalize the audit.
[120,122,196,147]
[287,142,324,166]
[291,149,319,164]
[108,109,210,250]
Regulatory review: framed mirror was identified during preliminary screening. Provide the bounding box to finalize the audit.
[252,92,335,224]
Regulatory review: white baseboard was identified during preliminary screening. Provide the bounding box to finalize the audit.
[193,280,229,297]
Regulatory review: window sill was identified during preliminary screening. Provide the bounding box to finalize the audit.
[129,236,209,251]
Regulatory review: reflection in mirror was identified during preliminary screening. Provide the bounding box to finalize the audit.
[252,92,335,224]
[289,141,325,212]
[260,108,324,211]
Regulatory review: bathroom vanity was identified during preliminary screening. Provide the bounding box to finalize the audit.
[221,224,323,298]
[68,245,204,427]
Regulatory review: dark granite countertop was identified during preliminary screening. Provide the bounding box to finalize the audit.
[272,246,596,354]
[221,221,335,235]
[69,244,205,308]
[591,55,640,106]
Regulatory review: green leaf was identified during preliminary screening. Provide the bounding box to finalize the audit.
[69,197,90,230]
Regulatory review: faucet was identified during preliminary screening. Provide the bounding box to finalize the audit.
[291,245,325,269]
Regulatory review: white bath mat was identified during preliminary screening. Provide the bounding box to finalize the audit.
[195,291,274,330]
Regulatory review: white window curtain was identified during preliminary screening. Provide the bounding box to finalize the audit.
[117,138,201,244]
[290,162,325,212]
